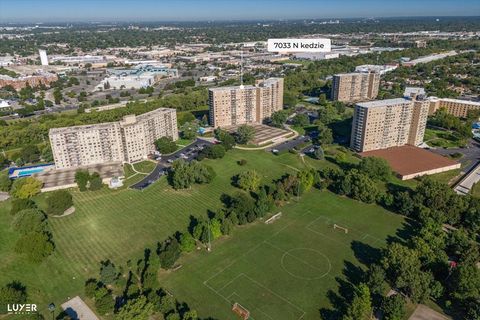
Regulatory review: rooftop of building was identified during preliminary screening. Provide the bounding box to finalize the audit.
[356,98,410,108]
[430,97,480,106]
[49,107,175,135]
[359,145,460,179]
[209,78,283,92]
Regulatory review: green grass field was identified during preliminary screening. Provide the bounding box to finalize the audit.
[424,128,467,148]
[159,190,406,320]
[0,150,319,316]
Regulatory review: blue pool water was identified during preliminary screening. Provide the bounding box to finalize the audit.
[17,168,45,177]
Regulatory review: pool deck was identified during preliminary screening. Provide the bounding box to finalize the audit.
[8,164,56,179]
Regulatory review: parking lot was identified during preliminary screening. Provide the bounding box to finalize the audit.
[266,135,311,154]
[130,138,214,190]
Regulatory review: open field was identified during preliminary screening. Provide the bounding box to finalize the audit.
[0,150,320,316]
[159,190,407,320]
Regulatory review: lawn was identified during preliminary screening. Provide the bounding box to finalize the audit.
[0,150,318,316]
[159,190,407,320]
[424,128,467,148]
[132,160,156,174]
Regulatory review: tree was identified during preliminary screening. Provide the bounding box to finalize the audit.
[337,169,378,203]
[11,209,48,234]
[270,110,289,127]
[366,264,386,296]
[84,279,98,298]
[10,177,42,199]
[179,232,196,253]
[74,170,90,192]
[358,157,392,181]
[292,113,310,127]
[170,160,195,189]
[53,87,63,104]
[235,170,261,192]
[115,296,154,320]
[0,171,12,192]
[198,144,226,160]
[235,124,255,144]
[89,172,103,191]
[180,121,199,140]
[158,238,181,269]
[100,260,118,285]
[20,144,40,164]
[94,288,114,315]
[215,129,236,150]
[316,123,333,146]
[343,283,372,320]
[297,169,315,193]
[15,231,54,263]
[381,295,406,320]
[154,136,177,154]
[0,281,27,314]
[10,198,36,215]
[46,190,73,215]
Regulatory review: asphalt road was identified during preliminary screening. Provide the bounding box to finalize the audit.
[429,138,480,173]
[130,138,214,190]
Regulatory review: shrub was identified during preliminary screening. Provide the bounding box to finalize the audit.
[46,190,73,215]
[11,209,48,235]
[237,159,247,166]
[14,231,54,263]
[10,177,42,199]
[10,198,36,215]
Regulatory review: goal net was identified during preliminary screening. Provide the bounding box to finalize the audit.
[232,302,250,320]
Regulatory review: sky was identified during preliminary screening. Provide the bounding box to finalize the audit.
[0,0,479,23]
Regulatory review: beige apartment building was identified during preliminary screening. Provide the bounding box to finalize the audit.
[209,78,284,128]
[49,108,178,169]
[428,98,480,117]
[350,97,429,152]
[331,72,380,103]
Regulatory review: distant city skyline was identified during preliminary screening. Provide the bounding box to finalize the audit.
[1,0,480,23]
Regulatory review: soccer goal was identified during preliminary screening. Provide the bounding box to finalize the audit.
[333,223,348,234]
[265,212,282,224]
[232,302,250,320]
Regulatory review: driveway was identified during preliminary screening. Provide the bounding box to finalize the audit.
[429,138,480,173]
[130,138,214,190]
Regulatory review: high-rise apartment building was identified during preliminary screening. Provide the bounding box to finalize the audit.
[350,97,429,152]
[49,108,178,169]
[331,72,380,103]
[428,98,480,117]
[208,78,284,128]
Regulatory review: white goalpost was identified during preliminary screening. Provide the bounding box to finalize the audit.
[333,224,349,234]
[265,212,282,224]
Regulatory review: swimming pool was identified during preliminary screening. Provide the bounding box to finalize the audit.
[17,168,46,177]
[8,163,55,179]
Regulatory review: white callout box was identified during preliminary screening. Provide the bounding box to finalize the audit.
[267,38,331,53]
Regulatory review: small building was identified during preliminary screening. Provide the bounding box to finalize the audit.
[359,145,460,180]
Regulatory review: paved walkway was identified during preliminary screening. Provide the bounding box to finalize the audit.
[408,304,449,320]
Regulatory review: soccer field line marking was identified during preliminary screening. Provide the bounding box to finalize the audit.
[264,242,332,278]
[240,273,307,319]
[203,221,296,287]
[306,215,384,245]
[216,274,244,293]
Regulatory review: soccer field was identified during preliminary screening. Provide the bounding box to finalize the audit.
[0,150,322,315]
[159,190,406,320]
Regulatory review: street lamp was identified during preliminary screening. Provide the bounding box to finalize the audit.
[48,303,55,320]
